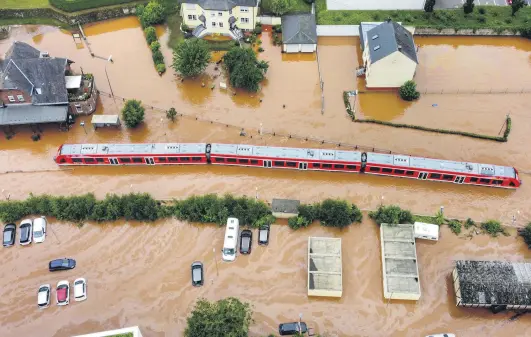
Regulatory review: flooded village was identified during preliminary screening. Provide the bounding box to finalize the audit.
[1,0,531,336]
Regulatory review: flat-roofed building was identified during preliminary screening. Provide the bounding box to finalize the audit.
[272,198,300,218]
[308,237,342,297]
[72,326,143,337]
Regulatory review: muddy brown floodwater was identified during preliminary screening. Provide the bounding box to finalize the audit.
[1,18,531,336]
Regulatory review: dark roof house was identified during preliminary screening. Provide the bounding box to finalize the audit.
[272,198,300,218]
[0,41,72,126]
[366,20,418,64]
[281,14,317,45]
[183,0,258,11]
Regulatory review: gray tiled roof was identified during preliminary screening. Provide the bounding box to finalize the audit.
[4,41,40,60]
[184,0,257,11]
[282,14,317,45]
[0,104,68,125]
[272,198,300,214]
[367,21,418,64]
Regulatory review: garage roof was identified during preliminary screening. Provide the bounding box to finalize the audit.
[282,14,317,45]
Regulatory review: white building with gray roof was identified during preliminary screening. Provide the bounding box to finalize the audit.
[281,14,317,53]
[360,20,418,88]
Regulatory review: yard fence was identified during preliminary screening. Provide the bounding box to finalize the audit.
[358,88,531,95]
[257,16,281,25]
[316,25,360,36]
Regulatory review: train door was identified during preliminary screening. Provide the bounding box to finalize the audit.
[109,158,119,165]
[298,162,308,170]
[418,172,428,180]
[145,157,155,165]
[454,176,465,184]
[263,160,272,168]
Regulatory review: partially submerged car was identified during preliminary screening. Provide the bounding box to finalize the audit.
[279,322,308,336]
[49,258,76,272]
[191,261,204,287]
[37,284,51,309]
[74,278,87,302]
[19,219,32,245]
[240,229,252,254]
[258,224,270,246]
[3,223,16,247]
[56,280,70,306]
[33,217,47,243]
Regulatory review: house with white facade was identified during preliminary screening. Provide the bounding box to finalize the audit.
[180,0,260,40]
[327,0,426,10]
[360,20,418,89]
[281,14,317,53]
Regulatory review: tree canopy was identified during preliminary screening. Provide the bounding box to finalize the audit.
[172,38,211,78]
[270,0,292,16]
[368,205,414,225]
[139,1,165,27]
[511,0,526,16]
[223,47,268,92]
[463,0,475,14]
[399,80,420,101]
[424,0,436,12]
[184,297,253,337]
[121,99,145,128]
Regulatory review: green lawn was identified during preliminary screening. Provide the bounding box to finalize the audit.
[316,0,531,31]
[260,0,311,15]
[2,0,50,9]
[167,13,184,50]
[0,17,68,27]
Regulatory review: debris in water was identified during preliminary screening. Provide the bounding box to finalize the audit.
[432,104,438,107]
[201,82,205,87]
[240,128,246,136]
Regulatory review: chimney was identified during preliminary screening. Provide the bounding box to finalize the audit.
[40,51,49,58]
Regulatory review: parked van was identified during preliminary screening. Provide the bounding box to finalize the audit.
[222,218,239,262]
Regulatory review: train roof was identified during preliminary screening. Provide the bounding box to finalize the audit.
[59,143,206,156]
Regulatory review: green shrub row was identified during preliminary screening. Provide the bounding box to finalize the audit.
[288,199,363,230]
[140,3,166,75]
[518,223,531,248]
[342,91,512,142]
[49,0,141,12]
[369,205,414,225]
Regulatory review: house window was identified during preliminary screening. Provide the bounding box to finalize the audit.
[188,15,197,20]
[240,7,249,12]
[17,95,24,102]
[219,22,223,28]
[218,12,223,16]
[7,95,15,102]
[212,22,216,27]
[211,12,215,17]
[372,34,379,40]
[240,18,249,24]
[374,45,381,51]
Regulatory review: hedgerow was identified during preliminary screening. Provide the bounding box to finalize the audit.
[49,0,141,12]
[288,199,363,230]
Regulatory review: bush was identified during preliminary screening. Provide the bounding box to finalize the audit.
[50,0,137,12]
[463,0,475,15]
[481,220,505,237]
[518,222,531,248]
[121,99,145,128]
[144,26,157,45]
[152,49,164,64]
[318,199,362,228]
[399,80,420,101]
[464,218,475,229]
[139,0,165,28]
[254,26,263,34]
[150,41,161,52]
[448,219,462,235]
[258,47,264,52]
[478,16,487,24]
[478,7,486,15]
[166,107,177,121]
[156,63,166,74]
[273,24,282,33]
[270,0,292,16]
[288,216,311,230]
[369,205,414,225]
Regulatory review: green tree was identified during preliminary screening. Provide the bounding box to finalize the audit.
[150,41,161,53]
[139,0,165,27]
[166,107,177,122]
[121,99,145,128]
[224,47,268,92]
[518,222,531,248]
[511,0,525,16]
[318,199,362,228]
[424,0,436,12]
[144,26,157,45]
[463,0,475,14]
[399,80,420,101]
[184,297,253,337]
[172,38,210,77]
[270,0,292,15]
[369,205,414,225]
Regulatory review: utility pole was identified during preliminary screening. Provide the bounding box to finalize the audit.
[213,247,219,277]
[105,55,115,100]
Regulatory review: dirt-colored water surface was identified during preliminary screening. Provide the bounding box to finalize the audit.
[1,19,531,336]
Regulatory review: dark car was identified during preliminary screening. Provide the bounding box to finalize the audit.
[191,261,204,287]
[49,258,76,272]
[19,220,32,245]
[3,223,16,247]
[258,224,270,246]
[279,322,308,336]
[240,229,252,254]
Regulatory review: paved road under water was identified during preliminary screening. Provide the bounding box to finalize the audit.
[1,18,531,336]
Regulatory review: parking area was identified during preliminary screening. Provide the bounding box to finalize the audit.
[435,0,509,8]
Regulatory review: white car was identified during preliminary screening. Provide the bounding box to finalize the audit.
[37,284,51,309]
[19,219,33,245]
[33,217,47,243]
[56,280,70,306]
[74,278,87,302]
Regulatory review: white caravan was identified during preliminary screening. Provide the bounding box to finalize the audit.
[222,218,239,262]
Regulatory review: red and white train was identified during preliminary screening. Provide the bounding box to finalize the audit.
[54,143,522,189]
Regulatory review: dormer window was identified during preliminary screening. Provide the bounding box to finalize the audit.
[17,95,24,102]
[7,95,15,102]
[374,45,381,51]
[372,34,379,40]
[36,88,42,94]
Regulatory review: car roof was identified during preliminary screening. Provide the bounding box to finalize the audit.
[33,218,45,228]
[38,290,49,303]
[4,223,16,229]
[74,282,85,294]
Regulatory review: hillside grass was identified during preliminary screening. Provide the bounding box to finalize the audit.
[2,0,50,9]
[316,0,531,31]
[0,17,68,27]
[49,0,140,12]
[260,0,311,15]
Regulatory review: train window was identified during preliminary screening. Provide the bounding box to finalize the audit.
[96,158,104,163]
[286,162,297,167]
[132,157,143,163]
[480,178,491,184]
[181,157,190,162]
[227,158,237,163]
[215,158,225,162]
[158,157,167,162]
[251,160,259,164]
[406,171,414,175]
[470,177,478,183]
[443,174,454,180]
[382,168,392,173]
[192,157,202,161]
[493,180,502,185]
[120,158,131,163]
[274,161,285,166]
[429,173,441,179]
[239,159,249,164]
[334,164,345,169]
[322,164,332,169]
[313,163,321,168]
[168,157,179,162]
[72,158,82,163]
[369,167,380,172]
[84,158,96,164]
[394,169,405,174]
[347,165,356,170]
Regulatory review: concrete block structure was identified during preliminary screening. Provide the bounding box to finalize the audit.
[308,237,342,297]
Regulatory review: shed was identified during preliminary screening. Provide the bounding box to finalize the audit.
[91,114,120,129]
[281,14,317,53]
[271,198,300,218]
[308,237,342,297]
[361,20,418,88]
[414,222,439,241]
[65,75,82,89]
